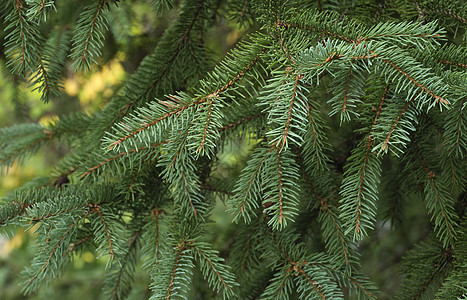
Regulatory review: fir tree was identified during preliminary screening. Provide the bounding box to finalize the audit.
[0,0,466,299]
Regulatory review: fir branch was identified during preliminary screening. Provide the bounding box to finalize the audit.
[228,147,271,223]
[81,141,169,178]
[263,67,309,151]
[90,203,115,260]
[0,124,51,169]
[302,102,332,175]
[314,261,378,299]
[263,149,301,229]
[328,62,365,123]
[443,97,466,158]
[4,0,42,75]
[39,222,76,273]
[382,98,413,152]
[319,198,351,267]
[439,60,467,69]
[66,234,93,254]
[339,86,387,240]
[296,150,353,270]
[158,128,207,218]
[26,0,56,22]
[342,68,352,115]
[141,208,168,275]
[28,26,71,102]
[116,0,205,119]
[413,249,452,298]
[421,7,467,24]
[277,17,357,44]
[105,48,264,151]
[198,97,214,153]
[1,1,466,298]
[21,212,85,294]
[412,141,458,247]
[381,58,448,105]
[340,137,382,240]
[372,91,420,155]
[97,0,210,137]
[261,265,295,299]
[166,239,189,299]
[150,0,174,15]
[397,237,453,299]
[295,263,327,299]
[70,0,110,71]
[189,242,238,298]
[281,74,302,149]
[0,113,92,171]
[106,230,141,300]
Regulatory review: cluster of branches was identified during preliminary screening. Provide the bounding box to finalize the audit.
[0,0,466,299]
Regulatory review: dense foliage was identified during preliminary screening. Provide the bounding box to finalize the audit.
[0,0,466,299]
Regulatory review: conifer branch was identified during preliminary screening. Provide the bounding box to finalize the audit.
[438,60,467,68]
[276,150,284,225]
[235,150,268,217]
[198,97,214,154]
[26,0,56,22]
[421,8,467,23]
[107,53,262,150]
[414,250,453,299]
[82,141,169,177]
[381,92,418,152]
[319,198,349,266]
[182,172,198,217]
[116,0,205,119]
[40,222,76,272]
[151,208,162,262]
[324,51,448,106]
[1,1,465,298]
[413,142,457,246]
[357,142,374,234]
[277,20,355,44]
[305,105,324,169]
[374,85,390,129]
[316,262,377,298]
[0,133,49,167]
[295,150,351,268]
[12,0,28,72]
[339,85,388,239]
[277,266,293,297]
[66,234,93,253]
[280,74,302,150]
[189,243,236,295]
[90,203,115,260]
[111,230,140,299]
[342,68,352,114]
[296,265,326,299]
[166,239,187,299]
[381,58,448,105]
[70,0,110,71]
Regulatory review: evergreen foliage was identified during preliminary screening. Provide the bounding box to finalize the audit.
[0,0,466,298]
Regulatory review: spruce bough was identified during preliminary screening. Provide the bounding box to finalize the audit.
[0,0,466,299]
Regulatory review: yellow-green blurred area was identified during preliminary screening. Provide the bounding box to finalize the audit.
[0,2,248,298]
